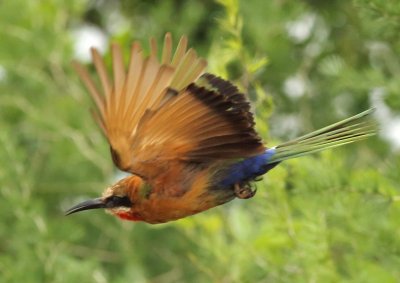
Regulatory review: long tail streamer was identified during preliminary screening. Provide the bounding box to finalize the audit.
[219,108,376,187]
[268,108,376,163]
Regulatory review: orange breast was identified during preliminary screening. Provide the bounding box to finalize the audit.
[131,169,230,224]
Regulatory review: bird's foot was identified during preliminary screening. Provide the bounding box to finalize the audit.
[234,183,257,199]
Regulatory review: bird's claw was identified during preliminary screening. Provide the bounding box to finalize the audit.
[234,183,257,199]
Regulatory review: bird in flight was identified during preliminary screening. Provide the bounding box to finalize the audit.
[66,33,375,224]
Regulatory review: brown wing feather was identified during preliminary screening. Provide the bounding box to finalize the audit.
[74,33,207,173]
[74,33,265,180]
[129,77,265,179]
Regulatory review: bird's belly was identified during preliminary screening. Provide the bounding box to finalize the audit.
[136,194,218,224]
[133,168,236,224]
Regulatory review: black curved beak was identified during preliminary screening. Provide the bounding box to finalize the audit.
[65,196,132,216]
[65,197,105,216]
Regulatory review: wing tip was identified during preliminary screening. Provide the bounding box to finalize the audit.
[186,82,262,146]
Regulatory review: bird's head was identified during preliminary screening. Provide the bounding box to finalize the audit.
[65,176,144,221]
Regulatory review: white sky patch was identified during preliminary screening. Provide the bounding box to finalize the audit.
[107,10,130,34]
[333,93,354,117]
[112,170,131,183]
[271,114,302,139]
[286,13,316,43]
[283,75,306,99]
[305,42,322,58]
[72,24,108,62]
[370,87,400,151]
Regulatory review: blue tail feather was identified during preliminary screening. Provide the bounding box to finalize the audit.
[218,108,376,188]
[218,148,277,187]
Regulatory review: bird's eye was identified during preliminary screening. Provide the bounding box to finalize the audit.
[106,196,132,208]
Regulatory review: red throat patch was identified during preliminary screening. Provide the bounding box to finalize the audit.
[115,211,143,222]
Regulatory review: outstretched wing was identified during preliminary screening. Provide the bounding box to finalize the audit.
[130,74,266,178]
[74,33,207,172]
[74,33,265,180]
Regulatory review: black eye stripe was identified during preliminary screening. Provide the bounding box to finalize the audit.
[106,196,132,208]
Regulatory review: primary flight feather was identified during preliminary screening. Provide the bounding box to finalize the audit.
[66,33,375,224]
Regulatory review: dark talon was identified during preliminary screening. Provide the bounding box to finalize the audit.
[234,183,257,199]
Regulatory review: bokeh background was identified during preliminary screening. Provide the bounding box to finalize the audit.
[1,0,400,282]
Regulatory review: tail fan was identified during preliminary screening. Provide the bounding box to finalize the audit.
[267,108,376,164]
[218,108,376,188]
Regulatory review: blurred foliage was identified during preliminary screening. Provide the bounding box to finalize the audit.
[0,0,399,282]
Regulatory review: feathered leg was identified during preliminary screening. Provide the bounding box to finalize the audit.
[234,183,257,199]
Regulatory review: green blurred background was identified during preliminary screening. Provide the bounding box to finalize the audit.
[1,0,400,282]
